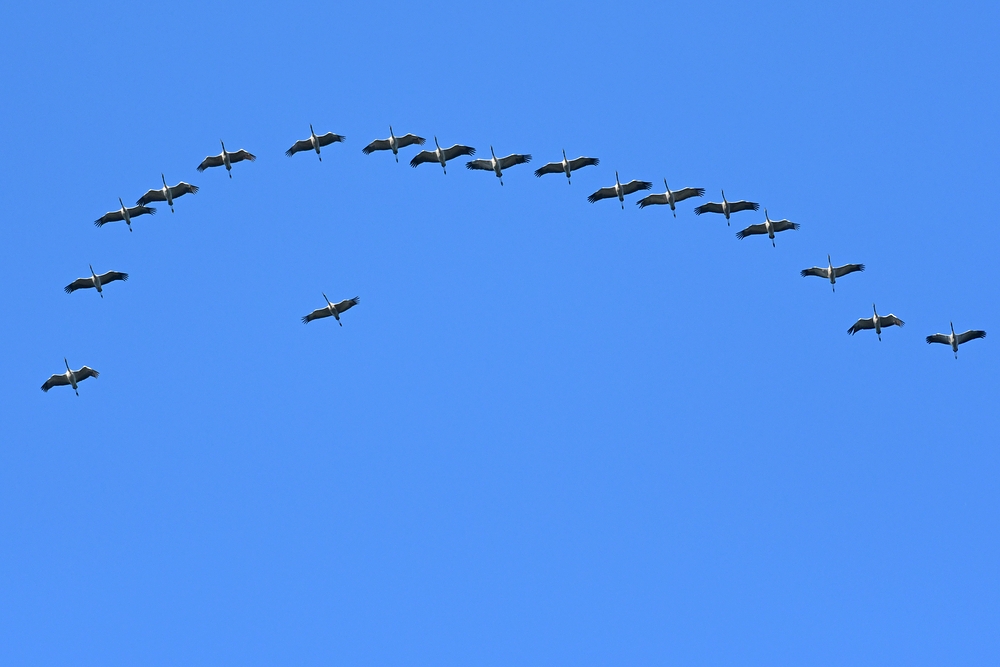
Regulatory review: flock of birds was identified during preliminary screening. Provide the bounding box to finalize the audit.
[41,125,987,395]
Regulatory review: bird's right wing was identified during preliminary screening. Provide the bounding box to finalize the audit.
[621,180,653,195]
[94,210,124,226]
[926,333,951,345]
[442,144,476,161]
[97,271,128,284]
[315,132,345,147]
[396,134,425,148]
[671,187,705,202]
[693,202,724,215]
[567,156,599,171]
[409,150,436,167]
[126,205,155,217]
[833,263,865,278]
[879,314,905,328]
[587,186,618,203]
[197,154,225,171]
[728,200,760,213]
[848,317,875,335]
[465,159,494,171]
[534,162,563,177]
[955,329,986,345]
[136,188,166,206]
[229,149,256,163]
[636,193,668,208]
[362,138,391,155]
[302,308,331,323]
[334,297,360,313]
[498,153,531,169]
[65,278,93,293]
[800,267,829,279]
[171,182,199,197]
[286,139,313,157]
[735,223,768,240]
[41,373,70,391]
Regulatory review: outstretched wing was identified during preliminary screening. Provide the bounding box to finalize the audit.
[466,159,494,171]
[736,223,768,240]
[728,200,760,213]
[95,210,124,226]
[197,154,225,171]
[286,139,314,157]
[833,263,865,278]
[228,149,256,164]
[65,277,94,293]
[41,373,70,392]
[136,188,167,206]
[410,150,437,167]
[956,329,986,345]
[926,333,951,345]
[534,161,563,177]
[316,132,345,147]
[671,187,705,202]
[771,220,800,233]
[126,205,155,218]
[879,314,905,328]
[636,193,668,208]
[334,297,360,314]
[442,144,476,161]
[362,138,391,155]
[587,186,618,203]
[169,182,199,198]
[800,267,829,279]
[694,202,725,215]
[96,270,128,285]
[620,180,653,195]
[395,134,425,148]
[498,153,531,170]
[567,156,599,171]
[73,366,99,383]
[302,307,332,324]
[848,317,876,335]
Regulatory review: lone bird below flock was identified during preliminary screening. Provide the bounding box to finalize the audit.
[65,265,128,298]
[136,174,199,212]
[735,209,800,247]
[302,294,360,326]
[588,171,653,209]
[800,255,865,292]
[41,359,99,396]
[926,323,986,358]
[286,125,345,161]
[465,147,532,185]
[848,304,904,340]
[362,127,425,162]
[533,150,599,184]
[636,180,705,217]
[693,190,759,225]
[197,140,256,178]
[94,198,155,232]
[410,137,475,174]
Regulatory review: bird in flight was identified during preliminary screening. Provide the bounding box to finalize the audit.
[198,140,256,178]
[136,174,199,212]
[926,323,986,358]
[466,146,532,186]
[848,304,904,341]
[286,125,345,161]
[636,180,705,217]
[533,150,599,184]
[587,171,653,209]
[409,137,475,174]
[65,265,128,298]
[693,190,759,225]
[800,255,865,292]
[735,209,800,247]
[41,358,99,396]
[302,294,360,327]
[362,127,425,163]
[95,198,155,232]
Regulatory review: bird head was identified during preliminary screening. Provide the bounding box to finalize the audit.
[562,149,567,159]
[323,292,333,308]
[63,358,71,373]
[389,125,394,137]
[310,124,315,136]
[89,264,95,277]
[765,208,770,222]
[434,136,440,149]
[118,197,125,209]
[663,178,669,192]
[950,321,955,334]
[220,139,226,150]
[490,146,496,159]
[161,173,167,186]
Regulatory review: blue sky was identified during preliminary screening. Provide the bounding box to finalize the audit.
[1,1,998,665]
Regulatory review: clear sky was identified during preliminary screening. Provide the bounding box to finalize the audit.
[2,1,998,665]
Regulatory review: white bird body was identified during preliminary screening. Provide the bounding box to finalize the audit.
[41,358,99,396]
[286,125,346,161]
[848,303,904,341]
[466,146,532,186]
[534,149,599,184]
[363,126,425,162]
[588,171,653,209]
[735,209,800,246]
[198,140,256,177]
[95,198,155,232]
[636,179,705,216]
[65,265,128,297]
[801,255,865,292]
[302,293,360,327]
[693,190,759,225]
[409,137,475,174]
[137,174,199,212]
[926,322,986,358]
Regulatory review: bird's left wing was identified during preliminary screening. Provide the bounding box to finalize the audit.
[41,373,70,391]
[833,263,865,277]
[170,182,199,197]
[96,271,128,284]
[498,154,531,170]
[848,317,875,334]
[197,154,224,171]
[636,193,668,208]
[771,220,800,233]
[621,180,653,195]
[926,333,951,345]
[465,159,494,171]
[879,314,905,328]
[442,144,475,161]
[693,202,724,215]
[127,205,156,217]
[671,187,705,202]
[229,149,256,163]
[302,307,331,323]
[334,297,360,313]
[362,138,391,155]
[735,223,768,239]
[316,132,345,147]
[956,329,986,345]
[286,139,313,157]
[74,366,99,382]
[534,162,563,177]
[728,200,760,213]
[396,134,425,148]
[65,278,93,293]
[136,188,166,206]
[409,150,436,167]
[567,156,599,171]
